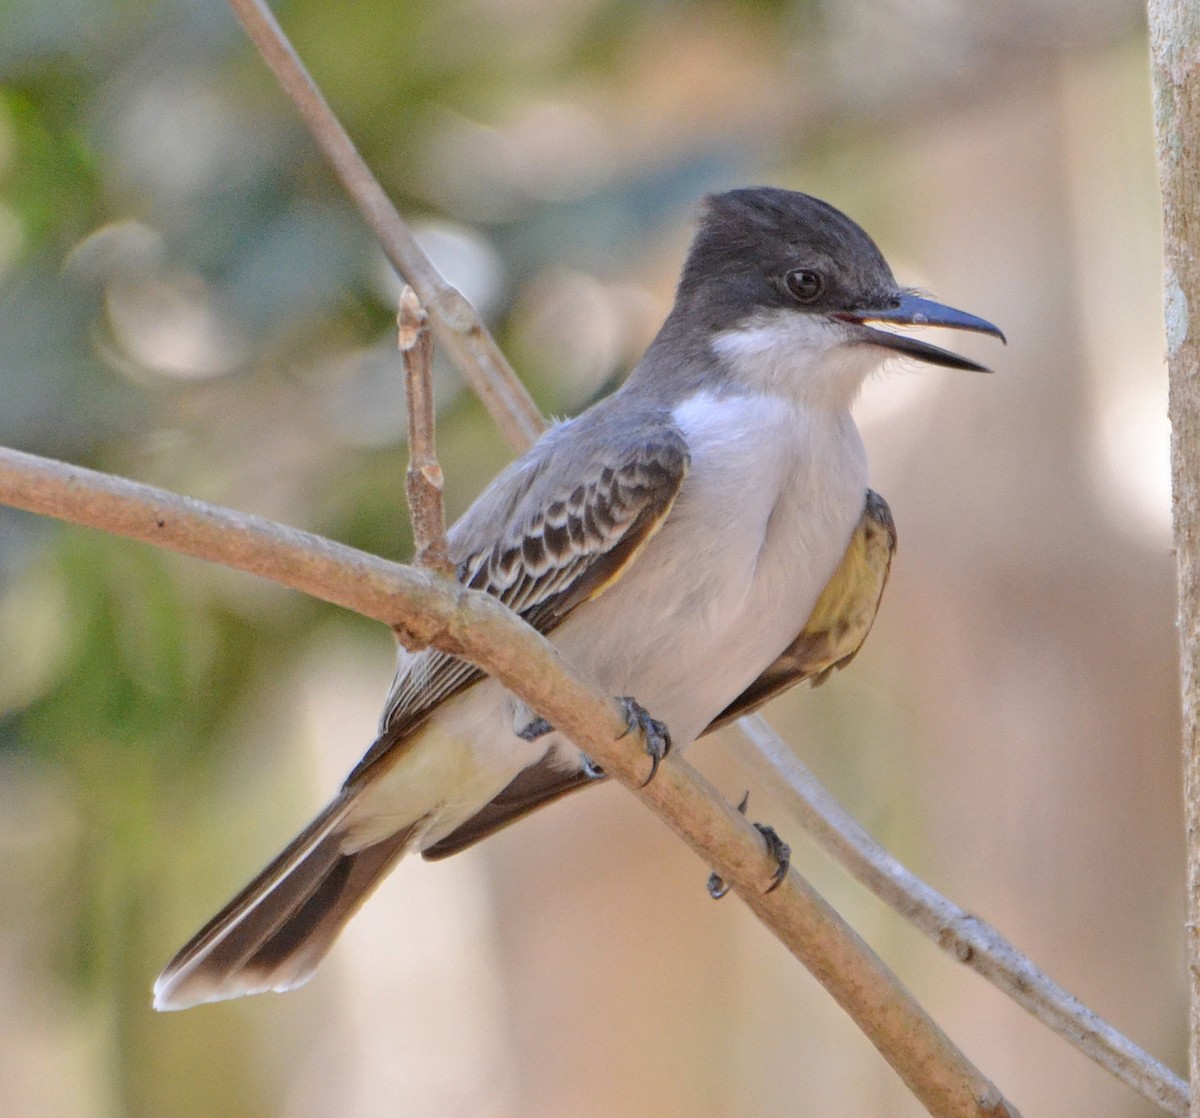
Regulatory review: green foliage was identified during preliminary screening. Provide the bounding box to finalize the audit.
[0,84,101,254]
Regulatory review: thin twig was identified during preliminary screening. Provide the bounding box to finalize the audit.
[735,714,1188,1117]
[225,0,545,453]
[398,286,453,576]
[0,444,1017,1118]
[1147,4,1200,1115]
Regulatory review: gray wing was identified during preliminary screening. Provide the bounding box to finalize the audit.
[345,408,690,786]
[702,489,896,735]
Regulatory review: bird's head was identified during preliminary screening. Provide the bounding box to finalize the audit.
[670,187,1005,406]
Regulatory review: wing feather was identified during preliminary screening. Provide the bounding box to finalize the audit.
[347,416,689,785]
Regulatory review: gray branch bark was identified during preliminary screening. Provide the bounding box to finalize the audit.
[1148,4,1200,1113]
[398,286,453,576]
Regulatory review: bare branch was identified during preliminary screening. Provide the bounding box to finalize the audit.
[225,0,545,453]
[0,444,1017,1118]
[398,286,453,576]
[1148,4,1200,1114]
[735,715,1188,1117]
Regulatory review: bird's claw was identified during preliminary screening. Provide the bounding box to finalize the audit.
[707,792,790,898]
[580,754,606,780]
[754,823,791,893]
[706,870,732,899]
[616,696,672,787]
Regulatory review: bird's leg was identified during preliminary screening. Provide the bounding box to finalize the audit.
[615,696,672,787]
[518,717,606,780]
[524,698,669,784]
[707,792,791,899]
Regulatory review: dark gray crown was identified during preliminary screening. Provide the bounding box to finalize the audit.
[673,187,900,331]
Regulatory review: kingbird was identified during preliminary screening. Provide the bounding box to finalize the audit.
[154,187,1003,1010]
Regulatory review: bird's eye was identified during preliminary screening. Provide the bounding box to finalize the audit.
[785,269,824,303]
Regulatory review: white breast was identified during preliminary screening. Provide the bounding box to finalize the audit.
[551,388,868,744]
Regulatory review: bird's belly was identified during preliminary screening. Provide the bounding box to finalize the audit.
[551,508,846,743]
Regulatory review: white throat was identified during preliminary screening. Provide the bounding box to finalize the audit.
[711,309,887,411]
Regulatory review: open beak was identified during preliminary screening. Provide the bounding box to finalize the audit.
[836,293,1006,372]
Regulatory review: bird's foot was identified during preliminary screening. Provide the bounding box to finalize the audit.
[516,715,554,742]
[616,696,672,787]
[707,792,791,899]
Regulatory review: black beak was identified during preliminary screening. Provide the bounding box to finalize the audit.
[836,293,1006,372]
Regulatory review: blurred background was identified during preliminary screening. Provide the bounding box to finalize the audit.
[0,0,1179,1115]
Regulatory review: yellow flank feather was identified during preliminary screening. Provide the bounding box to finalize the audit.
[796,491,896,681]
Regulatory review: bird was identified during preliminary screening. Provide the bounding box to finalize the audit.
[153,186,1003,1010]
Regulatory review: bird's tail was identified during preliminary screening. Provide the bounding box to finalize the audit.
[153,792,422,1011]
